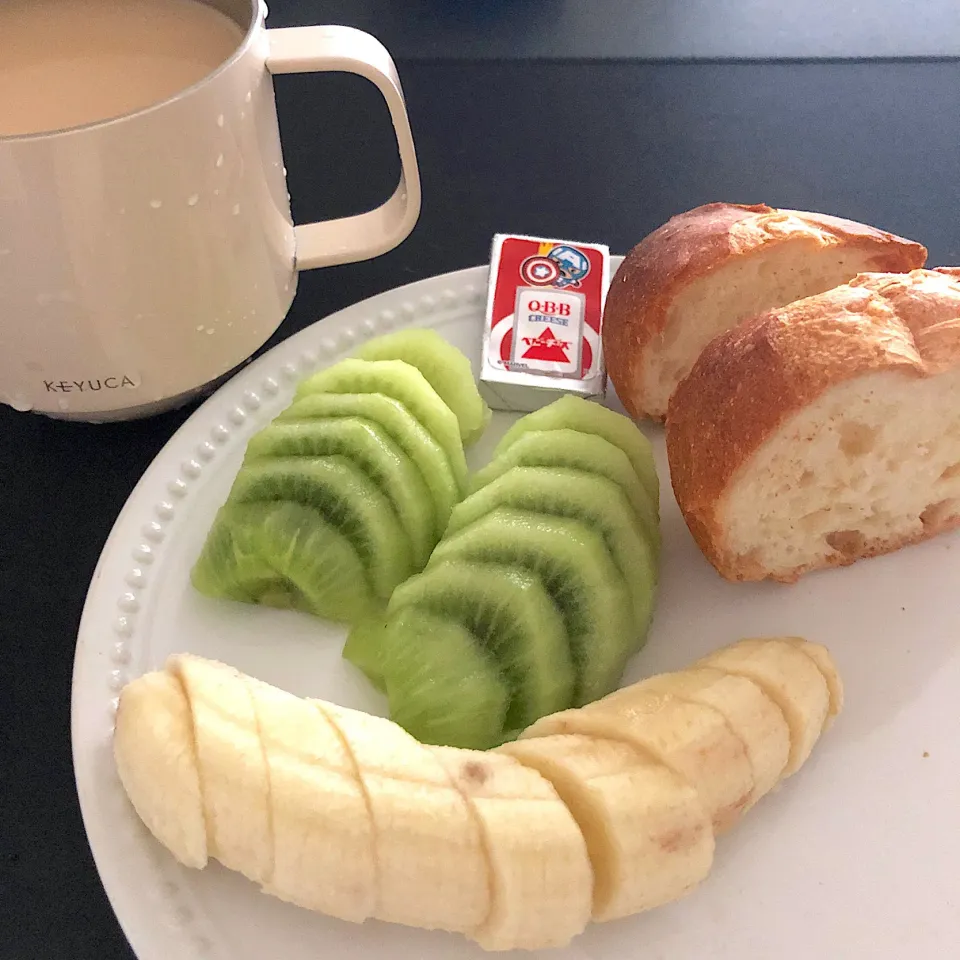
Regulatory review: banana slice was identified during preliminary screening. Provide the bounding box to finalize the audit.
[114,639,842,947]
[604,667,790,806]
[695,638,830,778]
[243,679,376,923]
[113,670,208,869]
[781,637,844,731]
[430,745,593,952]
[170,654,272,884]
[499,734,714,923]
[522,693,753,833]
[319,702,490,933]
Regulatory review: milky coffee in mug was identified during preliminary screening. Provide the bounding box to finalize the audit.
[0,0,420,420]
[0,0,245,137]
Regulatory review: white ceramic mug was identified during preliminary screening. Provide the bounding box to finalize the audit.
[0,0,420,421]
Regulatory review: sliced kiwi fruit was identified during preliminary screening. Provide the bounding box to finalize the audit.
[354,329,492,446]
[243,418,435,569]
[191,501,378,623]
[445,467,657,647]
[275,392,459,537]
[227,456,412,600]
[341,616,390,693]
[295,358,468,492]
[387,559,575,731]
[346,607,510,749]
[469,428,660,554]
[428,508,634,706]
[493,395,659,507]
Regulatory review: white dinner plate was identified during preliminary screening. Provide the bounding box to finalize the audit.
[72,263,959,960]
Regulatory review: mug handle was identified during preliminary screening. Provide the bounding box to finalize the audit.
[266,25,422,270]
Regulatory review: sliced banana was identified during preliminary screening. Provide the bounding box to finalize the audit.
[114,637,843,951]
[499,734,714,922]
[430,745,593,951]
[522,692,754,833]
[695,638,830,777]
[113,670,208,869]
[607,666,791,805]
[319,702,490,933]
[170,654,273,884]
[781,637,844,731]
[243,678,376,922]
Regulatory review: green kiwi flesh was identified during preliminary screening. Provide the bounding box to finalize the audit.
[244,418,435,569]
[295,358,468,491]
[446,467,657,647]
[191,501,378,623]
[428,507,634,706]
[469,428,660,554]
[387,559,575,731]
[275,392,459,537]
[227,456,412,600]
[345,607,509,749]
[341,616,390,694]
[493,395,659,507]
[274,393,460,540]
[355,329,492,445]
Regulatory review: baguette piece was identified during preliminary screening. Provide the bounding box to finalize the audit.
[666,267,960,582]
[603,203,927,420]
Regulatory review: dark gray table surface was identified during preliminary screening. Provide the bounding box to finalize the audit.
[2,4,959,958]
[274,0,960,60]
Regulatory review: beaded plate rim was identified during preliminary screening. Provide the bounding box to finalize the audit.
[69,253,960,960]
[70,262,510,959]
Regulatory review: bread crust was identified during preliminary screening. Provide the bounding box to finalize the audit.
[665,269,960,582]
[603,203,928,420]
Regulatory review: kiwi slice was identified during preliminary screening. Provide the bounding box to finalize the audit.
[244,418,435,569]
[191,501,378,623]
[354,329,492,446]
[493,395,659,507]
[295,358,468,491]
[227,456,412,600]
[446,467,657,646]
[469,428,660,554]
[347,607,510,749]
[387,560,575,730]
[342,616,390,693]
[275,393,459,537]
[428,508,633,706]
